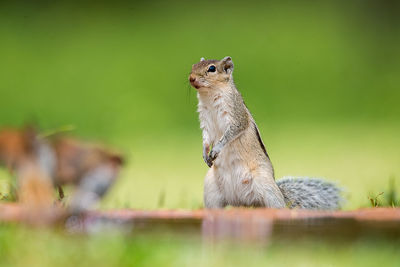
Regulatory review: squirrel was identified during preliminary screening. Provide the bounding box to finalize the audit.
[0,126,123,219]
[189,56,342,210]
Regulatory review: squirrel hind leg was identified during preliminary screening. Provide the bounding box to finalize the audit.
[261,186,286,208]
[204,168,225,209]
[249,179,285,208]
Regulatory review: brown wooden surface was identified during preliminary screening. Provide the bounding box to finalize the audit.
[1,203,400,223]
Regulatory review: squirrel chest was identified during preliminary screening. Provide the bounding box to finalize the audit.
[197,91,231,146]
[197,91,252,202]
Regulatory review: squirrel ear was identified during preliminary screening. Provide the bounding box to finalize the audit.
[220,56,234,74]
[200,57,205,62]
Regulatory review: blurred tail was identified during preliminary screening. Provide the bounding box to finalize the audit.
[277,177,343,210]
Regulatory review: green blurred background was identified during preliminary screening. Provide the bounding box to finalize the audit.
[1,1,400,266]
[0,0,399,210]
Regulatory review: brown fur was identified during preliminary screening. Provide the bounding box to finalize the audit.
[51,137,122,185]
[0,128,35,168]
[0,127,124,222]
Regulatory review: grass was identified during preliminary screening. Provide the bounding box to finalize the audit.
[368,178,400,207]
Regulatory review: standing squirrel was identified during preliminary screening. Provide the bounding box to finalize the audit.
[189,56,342,209]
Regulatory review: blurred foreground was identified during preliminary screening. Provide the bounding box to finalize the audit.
[0,0,399,210]
[1,206,400,267]
[0,127,123,225]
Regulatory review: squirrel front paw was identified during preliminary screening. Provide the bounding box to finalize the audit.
[208,144,222,166]
[209,149,218,161]
[203,144,213,168]
[203,143,222,168]
[205,156,213,168]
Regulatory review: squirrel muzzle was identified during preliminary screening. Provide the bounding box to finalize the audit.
[189,74,200,89]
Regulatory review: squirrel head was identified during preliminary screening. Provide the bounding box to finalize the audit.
[189,56,234,90]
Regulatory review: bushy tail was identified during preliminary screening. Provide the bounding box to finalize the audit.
[277,177,343,210]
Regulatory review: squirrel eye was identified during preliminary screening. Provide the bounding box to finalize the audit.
[207,65,216,72]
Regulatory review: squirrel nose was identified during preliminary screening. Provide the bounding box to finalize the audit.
[189,75,196,83]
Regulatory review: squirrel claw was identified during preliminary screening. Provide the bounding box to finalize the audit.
[203,144,220,168]
[203,145,213,168]
[206,157,214,168]
[209,149,218,161]
[207,149,219,167]
[203,152,214,168]
[203,154,213,167]
[206,157,213,168]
